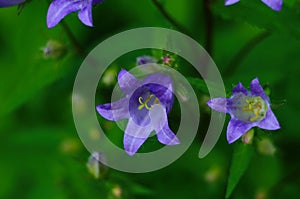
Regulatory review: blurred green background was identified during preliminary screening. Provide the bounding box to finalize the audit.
[1,0,300,198]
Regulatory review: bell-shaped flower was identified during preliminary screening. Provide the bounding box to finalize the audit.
[207,78,280,144]
[96,69,180,156]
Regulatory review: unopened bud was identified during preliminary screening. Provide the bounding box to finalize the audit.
[41,40,66,59]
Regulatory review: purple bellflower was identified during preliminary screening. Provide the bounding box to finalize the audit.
[225,0,282,11]
[0,0,25,7]
[207,78,280,144]
[47,0,104,28]
[96,69,180,156]
[137,56,157,65]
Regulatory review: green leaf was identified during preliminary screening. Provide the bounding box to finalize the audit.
[212,0,300,39]
[226,142,254,198]
[187,77,209,94]
[0,1,80,119]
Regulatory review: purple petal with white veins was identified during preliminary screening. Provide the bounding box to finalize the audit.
[47,0,82,28]
[0,0,25,7]
[250,78,270,102]
[232,82,248,95]
[225,0,240,6]
[118,69,141,94]
[258,109,280,130]
[123,119,153,156]
[227,119,255,144]
[149,105,180,145]
[207,98,228,113]
[78,1,93,27]
[96,98,129,121]
[261,0,282,11]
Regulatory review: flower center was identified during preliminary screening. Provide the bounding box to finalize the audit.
[242,96,267,122]
[138,94,160,111]
[231,94,268,123]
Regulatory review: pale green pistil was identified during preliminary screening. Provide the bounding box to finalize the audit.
[231,94,268,123]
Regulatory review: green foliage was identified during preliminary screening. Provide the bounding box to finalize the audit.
[1,0,300,199]
[212,0,300,39]
[226,142,254,198]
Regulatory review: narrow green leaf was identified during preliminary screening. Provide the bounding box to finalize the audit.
[226,142,254,198]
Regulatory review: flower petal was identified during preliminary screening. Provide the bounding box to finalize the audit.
[78,1,93,27]
[227,119,255,144]
[207,98,228,113]
[157,126,180,145]
[47,0,82,28]
[225,0,240,6]
[250,78,269,102]
[118,69,141,94]
[143,74,174,113]
[261,0,282,11]
[0,0,25,7]
[258,109,280,130]
[92,0,104,4]
[149,105,180,145]
[96,98,129,121]
[123,119,153,156]
[232,82,248,95]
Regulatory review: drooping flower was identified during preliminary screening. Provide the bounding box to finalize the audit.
[47,0,104,28]
[96,69,180,156]
[0,0,25,7]
[207,78,280,144]
[137,56,157,65]
[225,0,282,12]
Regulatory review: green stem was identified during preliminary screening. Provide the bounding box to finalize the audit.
[60,20,85,55]
[151,0,191,36]
[46,0,84,55]
[224,31,271,76]
[203,0,213,55]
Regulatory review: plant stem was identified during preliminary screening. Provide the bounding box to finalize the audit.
[60,20,85,55]
[224,31,271,76]
[203,0,213,55]
[151,0,191,36]
[46,0,84,55]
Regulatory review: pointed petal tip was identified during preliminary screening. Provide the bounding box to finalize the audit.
[232,82,248,95]
[258,109,281,130]
[225,0,240,6]
[168,137,180,145]
[207,98,228,113]
[261,0,282,12]
[118,69,127,79]
[125,150,136,156]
